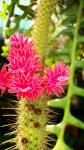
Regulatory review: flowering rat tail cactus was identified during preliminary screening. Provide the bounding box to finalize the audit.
[0,33,69,150]
[6,34,48,150]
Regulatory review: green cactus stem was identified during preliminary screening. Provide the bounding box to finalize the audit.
[32,0,58,60]
[15,1,58,150]
[16,97,48,150]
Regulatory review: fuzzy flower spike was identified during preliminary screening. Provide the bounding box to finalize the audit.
[44,62,69,97]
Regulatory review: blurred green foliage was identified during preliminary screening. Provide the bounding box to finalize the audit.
[45,0,84,67]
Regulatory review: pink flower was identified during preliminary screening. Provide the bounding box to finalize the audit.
[8,34,41,75]
[44,62,69,96]
[0,34,70,100]
[6,34,43,100]
[0,65,9,94]
[8,71,43,100]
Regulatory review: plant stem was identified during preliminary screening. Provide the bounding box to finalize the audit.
[32,0,58,61]
[63,0,83,122]
[53,0,83,149]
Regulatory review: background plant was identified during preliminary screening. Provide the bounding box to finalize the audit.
[0,0,84,150]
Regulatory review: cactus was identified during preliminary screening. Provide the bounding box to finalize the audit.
[13,1,58,150]
[13,1,59,150]
[16,97,48,150]
[32,0,59,59]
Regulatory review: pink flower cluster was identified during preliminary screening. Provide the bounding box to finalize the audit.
[8,34,41,75]
[44,62,69,97]
[0,34,69,100]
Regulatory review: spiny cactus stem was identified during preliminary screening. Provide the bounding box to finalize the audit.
[16,97,48,150]
[32,0,58,62]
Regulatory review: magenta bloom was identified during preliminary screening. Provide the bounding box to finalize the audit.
[8,71,43,100]
[8,34,41,75]
[0,65,9,94]
[0,34,70,100]
[44,62,69,96]
[7,34,43,100]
